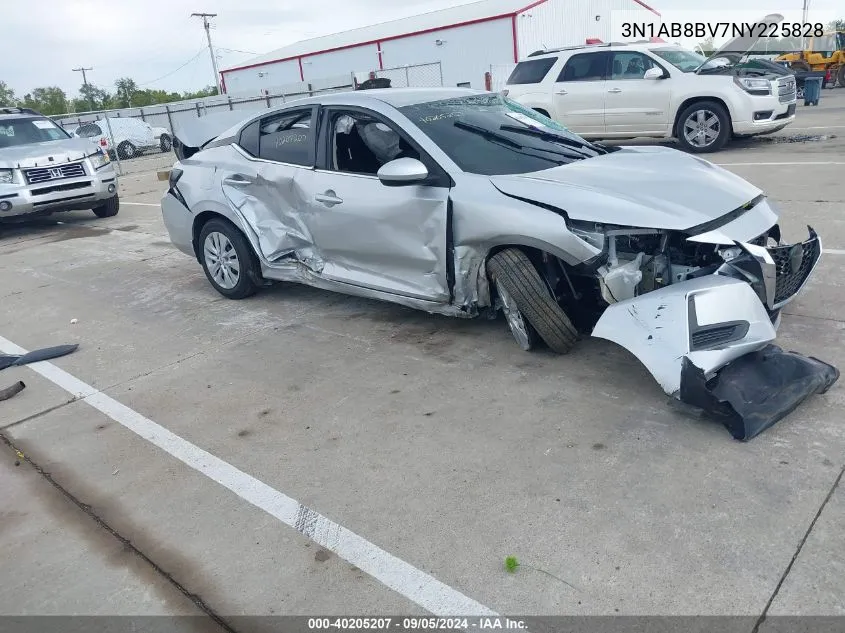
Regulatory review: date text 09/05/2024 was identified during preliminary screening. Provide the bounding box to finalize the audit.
[307,617,528,630]
[621,22,825,40]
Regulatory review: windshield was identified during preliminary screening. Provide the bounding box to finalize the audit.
[0,116,70,148]
[399,94,602,176]
[650,47,709,72]
[811,34,838,52]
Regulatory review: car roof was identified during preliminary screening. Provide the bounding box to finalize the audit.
[525,42,684,58]
[276,87,483,110]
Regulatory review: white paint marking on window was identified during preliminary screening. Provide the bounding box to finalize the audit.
[0,335,496,618]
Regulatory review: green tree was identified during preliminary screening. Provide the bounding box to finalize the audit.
[20,86,68,115]
[114,77,138,108]
[695,37,715,56]
[827,19,844,32]
[0,80,17,106]
[76,83,110,111]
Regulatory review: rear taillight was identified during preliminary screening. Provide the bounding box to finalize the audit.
[99,137,107,146]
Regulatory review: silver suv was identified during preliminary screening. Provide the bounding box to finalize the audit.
[0,107,119,220]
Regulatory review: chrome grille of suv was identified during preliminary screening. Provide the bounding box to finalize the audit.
[24,162,86,184]
[778,76,796,103]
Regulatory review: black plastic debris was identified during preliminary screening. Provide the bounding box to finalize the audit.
[679,345,840,441]
[0,381,26,401]
[0,344,79,372]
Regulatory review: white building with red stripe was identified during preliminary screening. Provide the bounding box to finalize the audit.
[220,0,661,96]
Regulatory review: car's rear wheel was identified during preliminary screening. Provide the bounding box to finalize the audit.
[676,101,731,153]
[487,248,577,353]
[92,195,119,218]
[198,218,259,299]
[159,134,172,152]
[838,65,845,88]
[117,141,137,160]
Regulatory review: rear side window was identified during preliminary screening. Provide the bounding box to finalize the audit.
[557,52,609,82]
[239,108,314,166]
[506,58,558,85]
[76,123,102,137]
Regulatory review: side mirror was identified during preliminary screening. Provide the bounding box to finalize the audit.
[377,157,429,186]
[643,67,666,80]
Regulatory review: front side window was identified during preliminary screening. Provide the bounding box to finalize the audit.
[609,52,658,79]
[328,110,419,176]
[76,123,103,137]
[506,57,558,85]
[557,52,609,82]
[0,117,70,148]
[400,94,604,176]
[240,109,314,166]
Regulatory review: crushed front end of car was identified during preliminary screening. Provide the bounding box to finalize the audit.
[582,203,838,440]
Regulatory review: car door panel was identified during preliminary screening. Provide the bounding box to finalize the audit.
[605,52,672,135]
[552,51,609,135]
[295,106,452,302]
[300,170,451,302]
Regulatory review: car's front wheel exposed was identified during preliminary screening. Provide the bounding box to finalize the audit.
[488,248,577,353]
[676,101,730,153]
[159,134,172,152]
[199,218,260,299]
[92,195,119,218]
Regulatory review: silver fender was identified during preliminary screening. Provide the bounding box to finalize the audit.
[591,275,776,396]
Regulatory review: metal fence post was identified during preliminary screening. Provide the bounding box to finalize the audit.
[102,116,123,176]
[439,62,444,86]
[228,96,233,111]
[165,104,174,133]
[139,108,145,121]
[195,102,202,118]
[265,91,271,108]
[405,66,410,87]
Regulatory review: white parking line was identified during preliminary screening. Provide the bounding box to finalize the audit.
[716,162,845,166]
[826,249,845,256]
[124,202,160,207]
[0,335,496,617]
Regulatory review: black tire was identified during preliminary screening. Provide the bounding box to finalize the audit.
[487,248,578,354]
[92,195,119,218]
[117,141,137,160]
[837,65,845,88]
[159,134,172,152]
[198,218,260,300]
[675,100,731,153]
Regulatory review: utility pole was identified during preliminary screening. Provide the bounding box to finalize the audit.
[801,0,810,52]
[72,66,94,111]
[191,13,221,93]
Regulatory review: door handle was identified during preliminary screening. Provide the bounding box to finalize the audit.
[555,89,568,95]
[608,88,622,94]
[315,190,343,207]
[223,175,250,186]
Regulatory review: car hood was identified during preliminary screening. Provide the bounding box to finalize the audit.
[489,146,763,232]
[0,138,95,169]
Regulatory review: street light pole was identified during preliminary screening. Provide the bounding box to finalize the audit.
[72,66,94,111]
[191,12,221,93]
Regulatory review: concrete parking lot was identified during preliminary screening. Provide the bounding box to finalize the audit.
[2,91,844,629]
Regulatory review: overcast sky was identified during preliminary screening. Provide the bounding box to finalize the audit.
[2,0,840,99]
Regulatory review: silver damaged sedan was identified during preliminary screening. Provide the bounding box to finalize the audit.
[161,88,838,440]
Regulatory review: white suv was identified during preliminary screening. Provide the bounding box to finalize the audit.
[505,42,797,153]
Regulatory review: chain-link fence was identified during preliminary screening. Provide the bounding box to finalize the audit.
[50,62,443,174]
[373,62,443,88]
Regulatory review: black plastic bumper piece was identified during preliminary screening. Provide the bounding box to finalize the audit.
[679,345,840,441]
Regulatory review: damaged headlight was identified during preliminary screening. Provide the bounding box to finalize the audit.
[566,219,606,250]
[0,169,13,184]
[89,151,110,170]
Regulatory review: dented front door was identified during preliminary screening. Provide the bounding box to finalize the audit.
[301,169,451,302]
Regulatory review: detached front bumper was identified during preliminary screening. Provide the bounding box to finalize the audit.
[592,231,838,440]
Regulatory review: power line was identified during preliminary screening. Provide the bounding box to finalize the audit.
[71,66,94,110]
[136,48,206,86]
[191,12,222,92]
[217,46,259,55]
